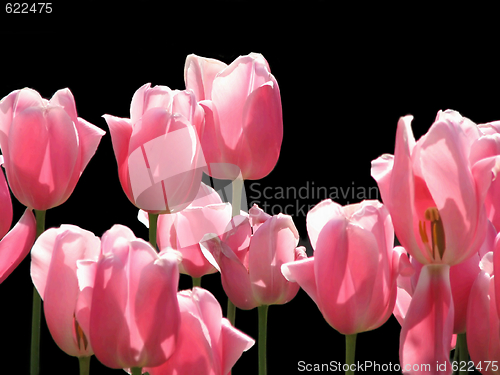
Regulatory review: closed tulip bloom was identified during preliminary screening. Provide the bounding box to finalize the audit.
[89,225,181,369]
[185,53,283,180]
[146,287,255,375]
[202,205,306,309]
[0,157,36,283]
[139,183,232,278]
[467,252,500,375]
[30,225,101,357]
[282,199,405,335]
[104,84,206,214]
[0,88,105,210]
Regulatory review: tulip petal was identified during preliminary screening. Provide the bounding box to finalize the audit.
[184,54,227,101]
[306,199,343,251]
[220,318,255,375]
[399,264,453,375]
[0,209,36,283]
[281,257,318,305]
[0,162,13,239]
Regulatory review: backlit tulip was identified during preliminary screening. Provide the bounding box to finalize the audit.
[0,157,36,283]
[146,287,255,375]
[282,199,405,335]
[467,251,500,375]
[202,205,306,310]
[30,225,101,358]
[371,110,500,374]
[89,225,181,369]
[139,183,232,278]
[104,84,206,214]
[0,88,105,210]
[185,53,283,180]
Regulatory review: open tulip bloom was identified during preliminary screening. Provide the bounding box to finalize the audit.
[6,49,500,375]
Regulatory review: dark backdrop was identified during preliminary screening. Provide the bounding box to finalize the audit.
[0,2,497,374]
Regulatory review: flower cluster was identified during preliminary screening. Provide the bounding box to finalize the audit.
[2,52,500,375]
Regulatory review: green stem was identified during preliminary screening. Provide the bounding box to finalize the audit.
[78,356,91,375]
[131,367,142,375]
[457,333,469,375]
[192,277,201,288]
[258,305,269,375]
[231,175,243,217]
[226,176,244,326]
[30,209,46,375]
[149,213,159,251]
[227,299,236,326]
[345,333,357,375]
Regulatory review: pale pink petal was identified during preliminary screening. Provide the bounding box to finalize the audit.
[0,162,13,239]
[103,114,133,202]
[50,88,78,126]
[306,199,343,251]
[248,214,299,305]
[184,54,227,101]
[0,209,36,284]
[399,264,453,375]
[220,318,255,375]
[281,256,318,305]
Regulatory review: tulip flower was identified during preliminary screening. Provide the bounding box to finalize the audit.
[139,182,232,282]
[145,287,255,375]
[30,225,101,360]
[371,110,500,374]
[202,204,306,310]
[467,251,500,375]
[201,204,306,375]
[0,157,36,284]
[104,83,206,214]
[89,225,181,371]
[282,199,406,375]
[185,53,283,180]
[282,199,405,334]
[0,88,105,210]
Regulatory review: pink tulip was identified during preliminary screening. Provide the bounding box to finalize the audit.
[139,183,232,278]
[202,205,306,309]
[104,83,206,214]
[0,88,105,210]
[371,110,500,374]
[185,53,283,180]
[89,225,181,369]
[145,287,255,375]
[30,225,101,357]
[467,252,500,375]
[282,199,406,335]
[0,157,36,283]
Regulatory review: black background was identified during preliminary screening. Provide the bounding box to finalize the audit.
[0,2,497,374]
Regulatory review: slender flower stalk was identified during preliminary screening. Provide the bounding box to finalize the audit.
[192,277,201,288]
[258,305,269,375]
[457,333,469,375]
[131,367,142,375]
[30,209,46,375]
[345,334,357,375]
[79,356,91,375]
[227,176,244,326]
[149,213,159,251]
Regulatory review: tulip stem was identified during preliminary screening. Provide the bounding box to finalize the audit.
[345,333,357,375]
[78,356,91,375]
[457,333,469,375]
[148,213,159,251]
[258,305,269,375]
[131,367,142,375]
[227,299,236,326]
[231,175,243,217]
[30,209,46,375]
[192,277,201,288]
